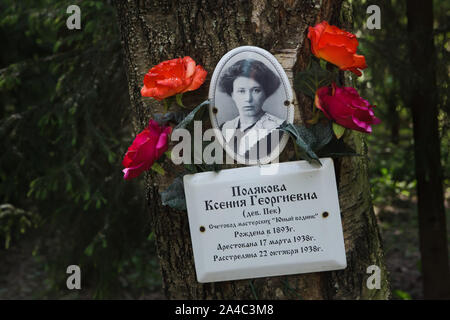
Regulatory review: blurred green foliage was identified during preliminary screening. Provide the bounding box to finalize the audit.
[352,0,450,299]
[352,0,450,206]
[0,204,40,249]
[0,0,161,298]
[393,289,412,300]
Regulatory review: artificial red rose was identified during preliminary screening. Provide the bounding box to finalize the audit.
[122,120,172,180]
[141,56,207,100]
[315,83,380,133]
[308,21,367,76]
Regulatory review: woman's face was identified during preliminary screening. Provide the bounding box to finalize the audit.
[231,76,266,118]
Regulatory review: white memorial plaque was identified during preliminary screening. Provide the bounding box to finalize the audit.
[183,158,346,283]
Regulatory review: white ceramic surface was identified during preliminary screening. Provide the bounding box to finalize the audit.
[183,158,347,283]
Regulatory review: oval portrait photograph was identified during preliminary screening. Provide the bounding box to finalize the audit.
[209,46,294,165]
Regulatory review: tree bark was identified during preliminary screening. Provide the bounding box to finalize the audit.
[114,0,390,299]
[406,0,450,299]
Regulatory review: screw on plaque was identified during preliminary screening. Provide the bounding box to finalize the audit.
[199,226,206,233]
[322,211,329,218]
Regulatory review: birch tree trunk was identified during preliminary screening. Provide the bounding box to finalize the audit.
[114,0,390,299]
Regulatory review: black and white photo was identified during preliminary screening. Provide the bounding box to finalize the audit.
[209,46,294,164]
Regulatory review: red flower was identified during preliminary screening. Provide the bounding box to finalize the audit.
[315,83,380,133]
[141,56,207,100]
[122,120,172,180]
[308,21,367,76]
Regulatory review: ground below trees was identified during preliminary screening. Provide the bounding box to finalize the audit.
[1,193,449,300]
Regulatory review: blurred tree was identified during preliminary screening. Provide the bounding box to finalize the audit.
[406,0,450,299]
[0,0,159,298]
[352,0,450,299]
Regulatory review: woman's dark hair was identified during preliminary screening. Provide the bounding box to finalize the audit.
[218,59,280,97]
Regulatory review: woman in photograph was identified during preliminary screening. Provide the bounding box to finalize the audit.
[218,58,285,161]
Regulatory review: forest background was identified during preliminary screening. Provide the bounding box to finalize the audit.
[0,0,448,299]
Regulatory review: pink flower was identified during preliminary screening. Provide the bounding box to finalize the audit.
[122,120,171,180]
[315,83,381,133]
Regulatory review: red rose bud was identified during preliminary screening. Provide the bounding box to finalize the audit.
[308,21,367,76]
[315,84,381,133]
[141,56,207,100]
[122,120,172,180]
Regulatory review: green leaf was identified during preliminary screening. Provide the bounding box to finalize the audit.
[160,176,186,211]
[154,111,186,125]
[279,121,333,164]
[317,138,360,158]
[107,152,115,163]
[278,123,321,165]
[84,242,94,257]
[66,180,72,192]
[163,99,169,113]
[294,60,335,98]
[393,290,412,300]
[332,123,346,139]
[176,93,184,107]
[183,163,198,173]
[85,21,95,34]
[174,100,210,130]
[308,121,334,151]
[151,162,165,175]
